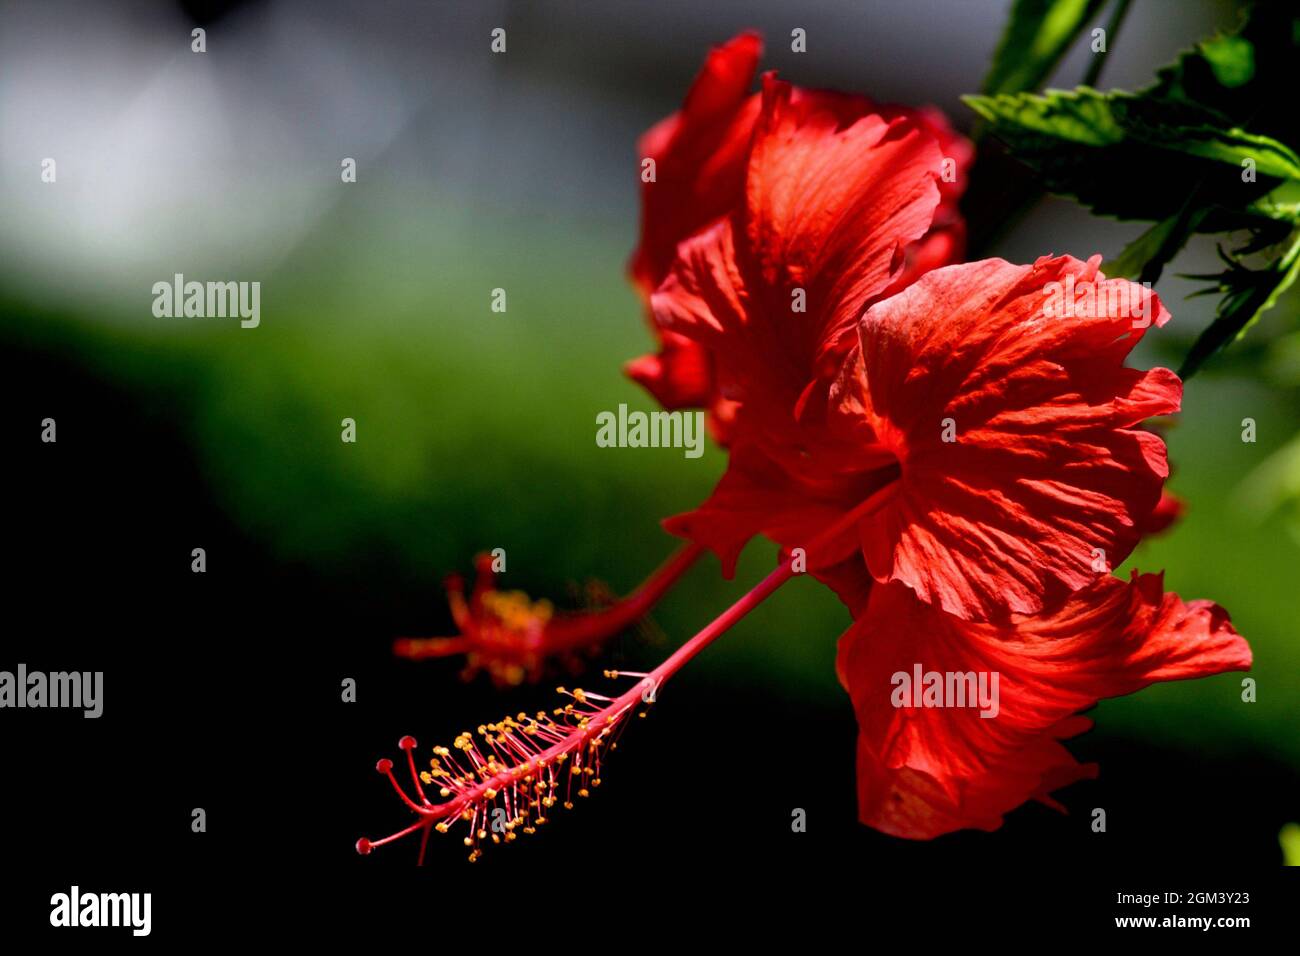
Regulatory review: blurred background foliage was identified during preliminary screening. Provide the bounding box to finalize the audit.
[1,0,1295,856]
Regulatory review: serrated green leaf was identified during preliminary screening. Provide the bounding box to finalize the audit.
[966,87,1122,145]
[982,0,1108,96]
[969,87,1300,177]
[963,87,1297,224]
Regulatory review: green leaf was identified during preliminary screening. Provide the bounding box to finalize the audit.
[1148,4,1299,147]
[966,86,1120,146]
[1104,206,1207,283]
[970,1,1300,377]
[1282,824,1300,867]
[1179,231,1300,378]
[1248,179,1300,225]
[982,0,1108,96]
[1198,34,1254,88]
[963,86,1298,223]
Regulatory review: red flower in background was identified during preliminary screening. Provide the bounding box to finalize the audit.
[1144,489,1186,536]
[837,572,1250,837]
[393,545,700,686]
[626,32,971,440]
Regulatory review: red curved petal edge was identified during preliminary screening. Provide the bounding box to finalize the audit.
[836,572,1251,838]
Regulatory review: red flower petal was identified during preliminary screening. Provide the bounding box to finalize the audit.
[836,573,1250,838]
[623,331,714,410]
[626,33,971,443]
[833,254,1180,621]
[851,717,1096,839]
[629,31,764,297]
[1142,488,1185,536]
[663,443,868,578]
[690,75,942,397]
[808,555,876,617]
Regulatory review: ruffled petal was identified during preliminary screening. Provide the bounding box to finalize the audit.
[652,78,943,407]
[627,35,970,450]
[852,718,1096,839]
[836,573,1250,837]
[834,254,1180,621]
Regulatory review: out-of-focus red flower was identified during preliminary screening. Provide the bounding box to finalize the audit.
[1143,488,1186,536]
[666,254,1178,623]
[393,546,700,686]
[835,572,1251,838]
[626,32,971,443]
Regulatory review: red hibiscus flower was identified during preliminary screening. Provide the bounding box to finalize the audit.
[626,32,971,440]
[360,30,1252,863]
[836,572,1251,838]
